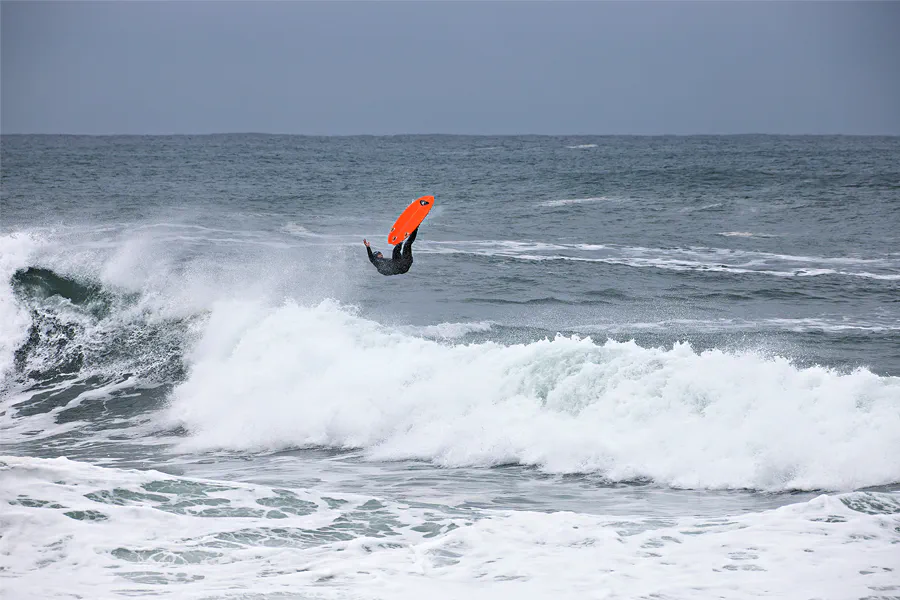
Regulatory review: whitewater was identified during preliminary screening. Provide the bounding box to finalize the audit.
[2,134,899,599]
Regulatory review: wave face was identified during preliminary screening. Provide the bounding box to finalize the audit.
[164,299,900,491]
[0,231,200,452]
[3,264,189,388]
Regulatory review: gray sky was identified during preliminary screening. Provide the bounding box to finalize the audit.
[2,1,899,135]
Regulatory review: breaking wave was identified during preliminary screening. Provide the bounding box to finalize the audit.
[3,231,899,492]
[163,299,900,491]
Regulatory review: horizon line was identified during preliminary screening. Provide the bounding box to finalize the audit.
[3,132,899,138]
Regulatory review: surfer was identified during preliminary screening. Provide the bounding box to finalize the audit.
[364,227,418,276]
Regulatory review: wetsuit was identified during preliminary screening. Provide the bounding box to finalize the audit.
[367,227,418,276]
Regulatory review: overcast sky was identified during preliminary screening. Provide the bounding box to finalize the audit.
[2,1,899,135]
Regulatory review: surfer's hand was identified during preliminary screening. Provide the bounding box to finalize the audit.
[363,239,370,247]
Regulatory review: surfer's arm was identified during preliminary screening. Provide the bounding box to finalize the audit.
[366,245,378,265]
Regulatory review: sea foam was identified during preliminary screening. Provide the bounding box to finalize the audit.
[3,455,897,600]
[0,233,43,379]
[165,299,900,491]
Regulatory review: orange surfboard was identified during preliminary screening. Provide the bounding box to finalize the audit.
[388,195,434,245]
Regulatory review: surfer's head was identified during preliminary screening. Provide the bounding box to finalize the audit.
[374,251,383,259]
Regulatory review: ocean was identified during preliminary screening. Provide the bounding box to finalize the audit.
[1,134,899,599]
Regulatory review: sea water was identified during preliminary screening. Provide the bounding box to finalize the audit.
[2,134,899,599]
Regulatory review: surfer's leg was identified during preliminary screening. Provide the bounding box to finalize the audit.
[392,243,403,262]
[403,227,418,259]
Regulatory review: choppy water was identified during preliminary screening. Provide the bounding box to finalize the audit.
[2,134,899,599]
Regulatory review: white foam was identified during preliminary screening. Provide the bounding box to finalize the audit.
[572,317,900,335]
[762,317,900,333]
[717,231,775,238]
[480,253,900,280]
[422,241,900,280]
[0,232,43,379]
[0,377,144,445]
[539,197,611,208]
[0,456,357,599]
[164,299,900,491]
[682,202,724,212]
[281,222,323,237]
[348,493,900,600]
[405,321,493,340]
[376,493,900,600]
[566,143,598,149]
[2,456,898,599]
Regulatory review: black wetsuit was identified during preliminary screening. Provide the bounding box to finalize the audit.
[367,227,418,276]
